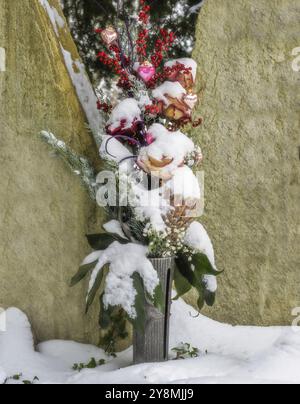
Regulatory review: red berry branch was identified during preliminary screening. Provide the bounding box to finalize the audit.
[97,49,122,75]
[139,0,151,25]
[151,29,176,68]
[136,29,149,61]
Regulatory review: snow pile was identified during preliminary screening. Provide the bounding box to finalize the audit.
[1,302,300,384]
[185,222,217,293]
[152,81,186,105]
[0,367,6,384]
[83,242,159,319]
[0,308,69,384]
[106,99,142,133]
[165,58,198,81]
[38,340,106,368]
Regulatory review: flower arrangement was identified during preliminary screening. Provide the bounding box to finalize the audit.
[41,0,221,351]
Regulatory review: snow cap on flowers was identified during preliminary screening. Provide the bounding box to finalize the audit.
[152,81,195,123]
[137,123,195,180]
[106,98,142,136]
[164,58,197,90]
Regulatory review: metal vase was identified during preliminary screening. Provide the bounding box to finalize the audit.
[133,257,175,364]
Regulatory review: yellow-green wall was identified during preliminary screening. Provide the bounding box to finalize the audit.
[191,0,300,325]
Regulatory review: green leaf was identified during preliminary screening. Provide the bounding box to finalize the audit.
[197,291,205,311]
[176,252,219,309]
[86,233,128,250]
[152,283,165,313]
[173,265,192,300]
[175,254,197,287]
[70,261,97,287]
[130,273,146,333]
[86,266,109,314]
[192,253,221,278]
[204,288,216,307]
[86,358,97,369]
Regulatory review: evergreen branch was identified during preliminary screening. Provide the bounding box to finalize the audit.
[40,131,97,200]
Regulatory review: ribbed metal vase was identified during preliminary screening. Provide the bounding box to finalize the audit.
[133,257,175,364]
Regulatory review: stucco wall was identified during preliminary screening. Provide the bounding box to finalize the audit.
[0,0,102,344]
[191,0,300,325]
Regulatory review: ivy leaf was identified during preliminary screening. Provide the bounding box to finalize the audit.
[173,265,193,300]
[86,233,128,250]
[86,358,97,369]
[86,266,109,314]
[99,299,114,329]
[70,261,97,287]
[129,273,146,333]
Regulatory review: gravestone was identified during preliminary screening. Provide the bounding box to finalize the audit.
[191,0,300,325]
[0,0,103,344]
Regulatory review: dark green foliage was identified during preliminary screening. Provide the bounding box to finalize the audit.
[173,263,192,300]
[130,273,147,333]
[72,358,106,372]
[61,0,203,85]
[86,266,109,313]
[86,233,129,250]
[22,377,39,385]
[175,252,222,310]
[99,307,129,354]
[70,260,98,287]
[172,342,199,360]
[3,374,39,385]
[152,283,165,314]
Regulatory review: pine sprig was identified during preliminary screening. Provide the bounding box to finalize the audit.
[40,131,97,200]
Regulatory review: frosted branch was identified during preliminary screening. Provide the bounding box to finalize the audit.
[40,131,97,200]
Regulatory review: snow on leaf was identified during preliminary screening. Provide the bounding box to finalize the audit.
[103,220,126,239]
[85,242,160,320]
[184,222,218,294]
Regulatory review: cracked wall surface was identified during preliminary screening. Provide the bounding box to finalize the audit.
[190,0,300,325]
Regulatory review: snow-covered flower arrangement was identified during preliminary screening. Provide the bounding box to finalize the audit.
[40,0,221,347]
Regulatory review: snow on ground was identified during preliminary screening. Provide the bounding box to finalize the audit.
[1,300,300,384]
